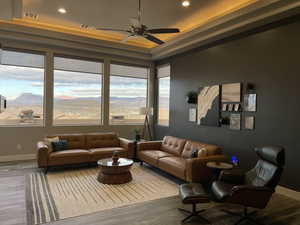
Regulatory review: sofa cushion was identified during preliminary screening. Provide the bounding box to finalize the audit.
[161,136,186,157]
[44,136,59,153]
[86,133,120,149]
[89,147,126,161]
[158,157,186,180]
[47,134,86,150]
[49,149,90,158]
[138,150,172,166]
[48,149,91,166]
[182,140,221,159]
[51,140,70,152]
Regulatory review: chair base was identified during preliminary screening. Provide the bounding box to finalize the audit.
[222,207,263,225]
[178,204,210,224]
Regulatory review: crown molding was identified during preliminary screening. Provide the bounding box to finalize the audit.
[151,0,300,60]
[0,21,152,61]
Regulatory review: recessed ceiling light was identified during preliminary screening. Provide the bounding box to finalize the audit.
[182,0,190,7]
[58,8,67,14]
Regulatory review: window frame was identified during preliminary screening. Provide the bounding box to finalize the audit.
[0,48,46,127]
[52,54,104,126]
[157,64,171,127]
[109,62,149,125]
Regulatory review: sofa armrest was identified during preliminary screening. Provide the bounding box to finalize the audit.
[186,155,228,182]
[119,138,135,159]
[37,141,49,168]
[137,141,162,151]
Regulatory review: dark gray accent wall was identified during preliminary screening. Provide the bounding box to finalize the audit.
[155,17,300,191]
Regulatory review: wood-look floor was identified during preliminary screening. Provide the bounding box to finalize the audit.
[1,161,300,225]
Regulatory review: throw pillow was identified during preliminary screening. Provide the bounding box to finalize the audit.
[44,137,60,153]
[52,140,69,152]
[191,149,199,158]
[198,148,208,157]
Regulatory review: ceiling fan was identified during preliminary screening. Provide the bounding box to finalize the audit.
[96,0,180,45]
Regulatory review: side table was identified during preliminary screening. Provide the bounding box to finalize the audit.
[206,162,233,185]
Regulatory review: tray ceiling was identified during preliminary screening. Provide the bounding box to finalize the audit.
[1,0,259,48]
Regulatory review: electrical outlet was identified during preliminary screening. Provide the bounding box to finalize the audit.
[17,144,22,151]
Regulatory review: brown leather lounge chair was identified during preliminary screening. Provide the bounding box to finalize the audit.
[211,146,285,225]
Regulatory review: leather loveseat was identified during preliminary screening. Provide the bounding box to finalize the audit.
[37,133,134,170]
[137,136,227,183]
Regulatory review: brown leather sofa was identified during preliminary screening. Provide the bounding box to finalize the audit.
[37,133,134,170]
[137,136,227,183]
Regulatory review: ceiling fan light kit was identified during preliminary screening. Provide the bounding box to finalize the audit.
[182,0,190,7]
[96,0,180,45]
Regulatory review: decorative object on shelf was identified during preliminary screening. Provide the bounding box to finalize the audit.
[228,104,234,112]
[221,83,241,102]
[140,107,152,140]
[220,117,230,125]
[112,151,120,165]
[197,85,220,127]
[222,104,228,111]
[189,108,197,122]
[246,83,255,92]
[244,94,256,112]
[231,156,239,166]
[230,113,241,130]
[186,91,198,104]
[133,128,141,141]
[234,103,240,112]
[245,116,255,130]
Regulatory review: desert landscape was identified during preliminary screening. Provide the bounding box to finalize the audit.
[0,93,169,126]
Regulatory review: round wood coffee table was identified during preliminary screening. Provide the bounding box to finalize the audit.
[97,158,134,184]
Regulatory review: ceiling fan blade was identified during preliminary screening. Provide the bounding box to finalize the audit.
[96,28,130,33]
[147,28,180,34]
[130,18,141,27]
[144,34,164,45]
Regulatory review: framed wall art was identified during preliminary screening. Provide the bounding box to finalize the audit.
[221,83,241,102]
[230,113,241,130]
[197,85,220,127]
[244,94,256,112]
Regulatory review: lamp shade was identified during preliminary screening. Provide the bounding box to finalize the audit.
[139,107,148,115]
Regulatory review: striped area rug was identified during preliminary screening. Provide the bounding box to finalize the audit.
[26,164,178,225]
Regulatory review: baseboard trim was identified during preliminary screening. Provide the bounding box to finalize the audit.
[277,185,300,201]
[0,154,36,162]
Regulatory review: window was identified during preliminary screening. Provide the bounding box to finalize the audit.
[157,64,170,126]
[0,49,45,126]
[53,56,103,125]
[110,63,148,125]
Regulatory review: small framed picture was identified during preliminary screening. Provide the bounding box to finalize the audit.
[230,113,241,130]
[222,104,228,111]
[234,104,240,112]
[228,104,234,111]
[189,108,197,122]
[245,116,255,130]
[244,94,256,112]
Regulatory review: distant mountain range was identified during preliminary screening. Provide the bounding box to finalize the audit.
[8,93,153,106]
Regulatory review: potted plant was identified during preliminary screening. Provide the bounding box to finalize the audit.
[134,128,141,141]
[186,91,198,104]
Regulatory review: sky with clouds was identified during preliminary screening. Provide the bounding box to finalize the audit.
[0,65,169,100]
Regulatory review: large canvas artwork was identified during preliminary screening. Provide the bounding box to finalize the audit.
[197,85,220,126]
[222,83,241,102]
